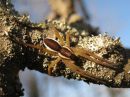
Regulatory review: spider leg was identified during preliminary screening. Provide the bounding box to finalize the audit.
[72,47,118,70]
[62,59,106,83]
[82,53,118,70]
[14,37,43,50]
[48,57,61,75]
[14,37,56,55]
[81,48,114,64]
[50,25,65,46]
[65,31,70,47]
[25,43,57,55]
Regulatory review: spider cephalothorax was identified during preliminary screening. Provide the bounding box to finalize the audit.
[12,25,118,82]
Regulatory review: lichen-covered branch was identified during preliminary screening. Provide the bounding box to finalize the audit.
[48,0,99,35]
[0,0,129,97]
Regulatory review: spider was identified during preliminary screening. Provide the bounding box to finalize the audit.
[13,26,118,82]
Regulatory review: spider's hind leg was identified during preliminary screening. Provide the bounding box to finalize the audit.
[14,37,57,55]
[50,25,65,46]
[13,37,45,51]
[65,31,71,47]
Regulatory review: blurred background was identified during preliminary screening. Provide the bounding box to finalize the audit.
[12,0,130,97]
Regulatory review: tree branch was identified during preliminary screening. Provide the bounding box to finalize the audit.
[0,0,129,97]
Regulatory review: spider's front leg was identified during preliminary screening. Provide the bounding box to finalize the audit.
[64,30,118,71]
[62,59,106,83]
[72,47,118,70]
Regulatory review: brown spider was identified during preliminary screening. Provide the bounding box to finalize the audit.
[13,26,118,82]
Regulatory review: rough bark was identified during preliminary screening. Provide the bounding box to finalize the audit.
[0,0,130,97]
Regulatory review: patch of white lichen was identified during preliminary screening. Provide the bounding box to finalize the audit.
[77,33,126,82]
[39,20,126,84]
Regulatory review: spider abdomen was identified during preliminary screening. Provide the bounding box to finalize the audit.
[43,38,78,60]
[43,38,62,52]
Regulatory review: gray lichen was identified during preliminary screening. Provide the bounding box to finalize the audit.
[0,7,128,96]
[0,0,129,97]
[77,34,126,84]
[39,20,126,86]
